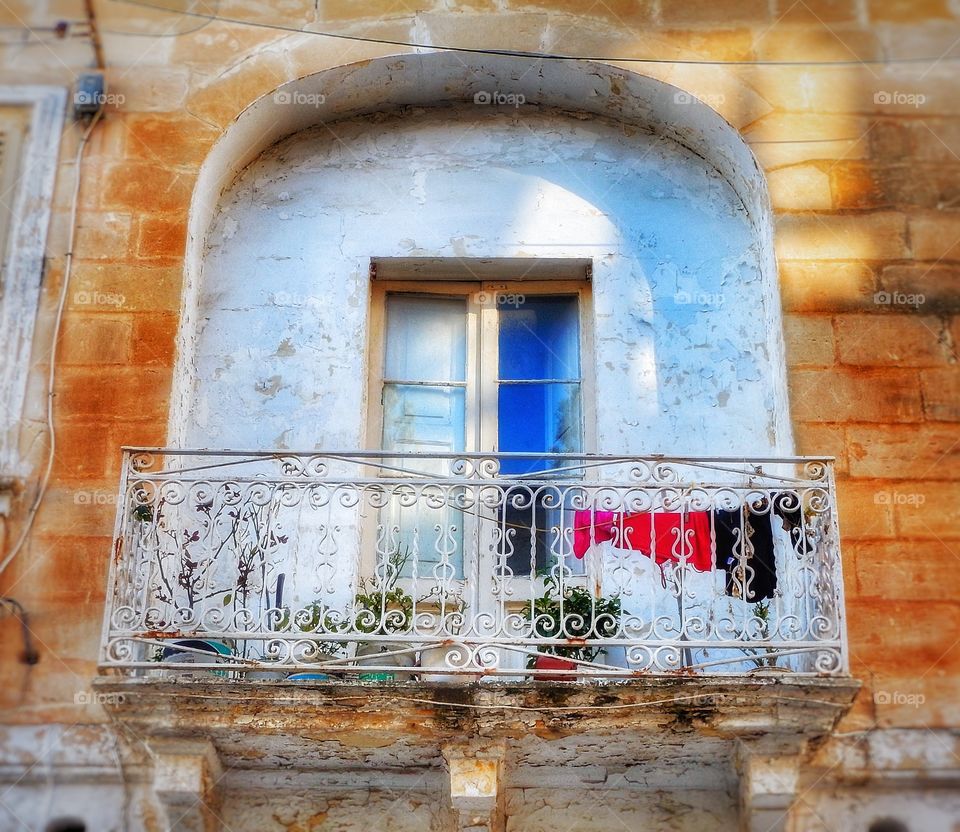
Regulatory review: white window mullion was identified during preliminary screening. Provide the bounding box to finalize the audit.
[477,283,500,453]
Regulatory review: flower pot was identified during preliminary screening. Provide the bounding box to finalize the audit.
[160,639,232,679]
[243,669,289,681]
[533,654,578,681]
[747,664,790,675]
[287,672,333,681]
[355,642,416,681]
[419,644,481,682]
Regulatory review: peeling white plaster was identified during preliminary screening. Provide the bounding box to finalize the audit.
[170,53,792,455]
[184,106,787,457]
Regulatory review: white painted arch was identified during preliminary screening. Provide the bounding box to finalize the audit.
[170,52,791,454]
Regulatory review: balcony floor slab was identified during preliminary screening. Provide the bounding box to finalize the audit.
[92,675,859,786]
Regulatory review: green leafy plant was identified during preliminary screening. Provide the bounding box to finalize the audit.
[352,545,415,636]
[524,575,621,666]
[745,600,779,669]
[353,586,415,635]
[274,602,347,660]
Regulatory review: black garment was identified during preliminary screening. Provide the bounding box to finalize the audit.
[712,506,777,602]
[712,492,811,603]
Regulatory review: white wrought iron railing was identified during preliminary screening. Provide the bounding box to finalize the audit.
[99,449,848,680]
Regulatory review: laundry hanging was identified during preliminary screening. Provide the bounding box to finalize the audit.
[572,509,714,571]
[712,506,777,602]
[572,494,807,603]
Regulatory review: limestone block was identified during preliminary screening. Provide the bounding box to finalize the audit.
[775,212,908,261]
[779,260,877,313]
[768,165,833,211]
[909,211,960,260]
[448,757,500,814]
[835,314,951,367]
[783,314,835,366]
[920,367,960,420]
[846,423,960,478]
[788,367,923,422]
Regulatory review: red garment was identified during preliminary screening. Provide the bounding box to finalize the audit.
[573,509,713,572]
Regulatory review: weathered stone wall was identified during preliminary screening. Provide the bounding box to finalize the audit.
[189,106,787,454]
[0,1,957,830]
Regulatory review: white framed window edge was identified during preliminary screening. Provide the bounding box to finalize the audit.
[364,271,598,458]
[0,85,68,478]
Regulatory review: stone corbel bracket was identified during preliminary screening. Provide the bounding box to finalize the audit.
[737,738,805,832]
[442,742,506,832]
[148,737,223,832]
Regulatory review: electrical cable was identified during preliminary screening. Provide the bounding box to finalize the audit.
[0,596,38,664]
[117,0,960,67]
[0,108,104,581]
[79,685,848,712]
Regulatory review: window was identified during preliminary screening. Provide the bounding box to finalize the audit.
[0,87,66,475]
[368,276,593,581]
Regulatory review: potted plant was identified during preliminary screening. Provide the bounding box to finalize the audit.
[351,546,417,680]
[744,600,785,673]
[133,486,288,674]
[251,599,347,681]
[352,585,417,680]
[524,575,621,681]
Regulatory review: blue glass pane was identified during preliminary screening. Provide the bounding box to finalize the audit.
[498,296,579,381]
[498,383,581,474]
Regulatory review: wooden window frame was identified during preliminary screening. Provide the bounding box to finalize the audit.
[365,278,597,458]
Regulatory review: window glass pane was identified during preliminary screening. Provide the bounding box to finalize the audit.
[498,295,579,381]
[498,383,581,474]
[382,385,465,454]
[385,295,466,382]
[381,496,464,579]
[381,382,465,579]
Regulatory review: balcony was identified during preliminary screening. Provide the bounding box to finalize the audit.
[99,449,848,682]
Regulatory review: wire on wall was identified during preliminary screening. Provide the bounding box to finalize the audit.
[118,0,960,67]
[0,108,104,582]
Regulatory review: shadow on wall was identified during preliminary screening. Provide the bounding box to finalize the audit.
[173,53,793,457]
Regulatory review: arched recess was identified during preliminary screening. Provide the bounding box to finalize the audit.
[170,51,791,455]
